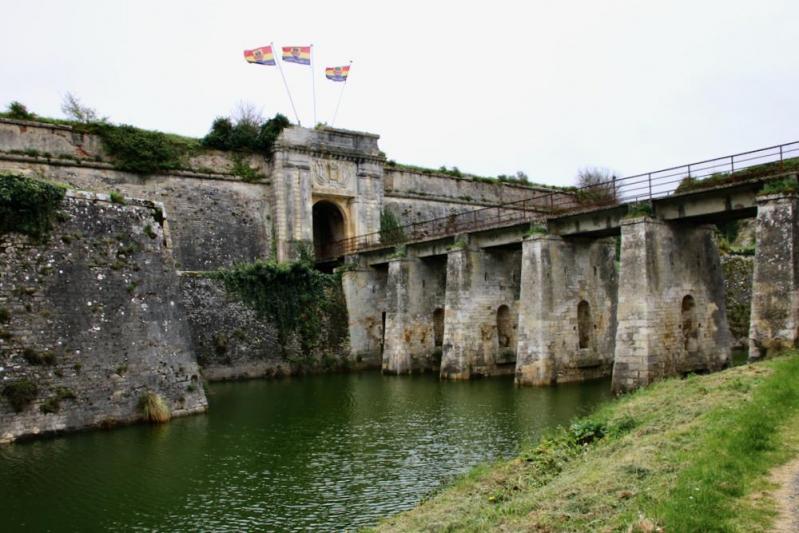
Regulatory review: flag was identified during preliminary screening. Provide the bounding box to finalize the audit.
[325,65,351,82]
[282,46,311,65]
[244,46,275,66]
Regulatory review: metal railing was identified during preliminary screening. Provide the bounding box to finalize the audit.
[319,140,799,260]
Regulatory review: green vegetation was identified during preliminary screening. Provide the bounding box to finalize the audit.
[231,153,267,182]
[524,224,548,237]
[625,201,653,219]
[379,209,405,245]
[384,160,567,191]
[213,259,343,356]
[138,391,171,423]
[109,191,125,204]
[22,347,56,366]
[376,354,799,532]
[39,387,77,414]
[0,174,66,241]
[143,224,157,239]
[2,380,38,412]
[89,123,192,175]
[4,101,36,121]
[675,158,799,194]
[201,113,290,160]
[759,176,799,196]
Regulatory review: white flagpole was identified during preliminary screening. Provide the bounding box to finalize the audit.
[331,61,352,127]
[310,44,317,126]
[273,42,302,126]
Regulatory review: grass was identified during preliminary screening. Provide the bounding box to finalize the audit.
[138,391,171,423]
[374,353,799,532]
[674,157,799,194]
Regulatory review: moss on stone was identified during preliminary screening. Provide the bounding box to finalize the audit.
[2,380,38,412]
[0,174,66,241]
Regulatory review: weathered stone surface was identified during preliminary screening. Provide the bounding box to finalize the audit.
[382,256,446,374]
[611,218,732,393]
[515,235,617,386]
[721,254,753,345]
[341,265,387,367]
[749,193,799,359]
[179,273,356,381]
[440,245,521,379]
[0,192,207,443]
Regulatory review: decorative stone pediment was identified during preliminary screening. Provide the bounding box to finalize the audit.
[312,158,356,195]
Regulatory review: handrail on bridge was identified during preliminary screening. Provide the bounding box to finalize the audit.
[319,140,799,261]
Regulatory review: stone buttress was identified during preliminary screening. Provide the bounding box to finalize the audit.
[611,217,731,393]
[515,235,617,386]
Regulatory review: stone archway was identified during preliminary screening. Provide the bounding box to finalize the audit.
[312,200,348,259]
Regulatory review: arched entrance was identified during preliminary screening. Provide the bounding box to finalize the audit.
[312,200,347,259]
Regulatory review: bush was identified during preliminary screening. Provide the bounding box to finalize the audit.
[91,124,185,175]
[575,167,619,206]
[2,380,38,412]
[201,112,290,159]
[138,392,171,423]
[22,347,56,366]
[109,191,125,204]
[380,209,405,245]
[0,174,66,241]
[5,101,35,120]
[759,177,799,196]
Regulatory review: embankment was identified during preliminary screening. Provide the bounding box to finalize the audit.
[376,353,799,532]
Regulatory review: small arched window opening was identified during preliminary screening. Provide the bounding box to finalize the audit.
[433,308,445,347]
[578,300,592,349]
[682,295,698,352]
[497,305,513,348]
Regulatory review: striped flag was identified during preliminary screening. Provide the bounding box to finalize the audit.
[282,46,311,65]
[244,46,275,66]
[325,65,351,82]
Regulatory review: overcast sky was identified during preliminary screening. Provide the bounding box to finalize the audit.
[1,0,797,186]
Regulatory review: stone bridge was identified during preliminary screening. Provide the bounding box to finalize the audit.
[339,142,799,392]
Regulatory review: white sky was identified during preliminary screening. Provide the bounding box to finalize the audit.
[1,0,797,187]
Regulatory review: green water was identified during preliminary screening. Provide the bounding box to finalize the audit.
[0,372,612,531]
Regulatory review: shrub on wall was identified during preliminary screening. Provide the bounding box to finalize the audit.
[213,259,342,356]
[88,124,189,175]
[0,174,66,241]
[201,113,290,159]
[380,209,406,245]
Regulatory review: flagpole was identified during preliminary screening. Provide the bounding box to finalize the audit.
[273,42,302,126]
[310,44,317,126]
[331,61,352,127]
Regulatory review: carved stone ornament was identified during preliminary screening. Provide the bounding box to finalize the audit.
[312,159,353,190]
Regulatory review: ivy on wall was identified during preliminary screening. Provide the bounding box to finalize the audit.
[213,259,344,356]
[0,174,66,241]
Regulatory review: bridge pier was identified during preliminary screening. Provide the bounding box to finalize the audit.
[382,256,446,374]
[515,235,617,386]
[749,192,799,359]
[440,245,521,380]
[611,217,731,393]
[341,264,387,367]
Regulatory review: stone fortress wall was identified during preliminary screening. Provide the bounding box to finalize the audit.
[0,192,207,443]
[0,118,561,441]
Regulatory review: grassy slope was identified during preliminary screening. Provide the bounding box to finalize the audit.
[375,354,799,532]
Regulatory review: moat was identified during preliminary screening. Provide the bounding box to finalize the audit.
[0,372,611,531]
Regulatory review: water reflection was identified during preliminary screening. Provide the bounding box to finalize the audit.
[0,372,612,531]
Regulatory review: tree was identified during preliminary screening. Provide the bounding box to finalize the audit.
[575,167,619,205]
[61,92,107,124]
[5,101,35,120]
